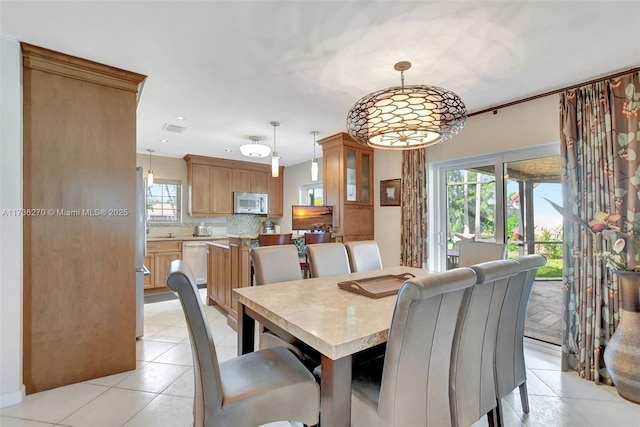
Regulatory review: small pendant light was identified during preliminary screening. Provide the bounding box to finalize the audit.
[270,121,280,178]
[146,149,155,187]
[310,131,319,182]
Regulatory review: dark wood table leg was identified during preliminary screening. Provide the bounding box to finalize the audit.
[319,354,352,427]
[237,303,255,356]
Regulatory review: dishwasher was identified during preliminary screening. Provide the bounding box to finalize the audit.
[182,241,208,285]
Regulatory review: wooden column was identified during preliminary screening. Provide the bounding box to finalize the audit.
[22,43,146,393]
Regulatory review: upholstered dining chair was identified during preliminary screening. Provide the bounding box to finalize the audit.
[457,241,507,267]
[306,242,351,278]
[250,245,319,365]
[165,260,320,427]
[449,258,522,427]
[494,254,547,425]
[258,233,292,246]
[301,232,332,278]
[345,240,383,272]
[350,267,478,427]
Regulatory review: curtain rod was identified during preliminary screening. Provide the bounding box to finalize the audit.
[468,66,640,118]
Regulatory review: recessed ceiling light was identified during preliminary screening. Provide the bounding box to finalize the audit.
[159,139,168,143]
[225,149,232,152]
[173,116,185,121]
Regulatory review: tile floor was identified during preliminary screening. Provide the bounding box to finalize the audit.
[2,290,639,427]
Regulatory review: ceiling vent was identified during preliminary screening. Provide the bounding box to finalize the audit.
[163,123,186,133]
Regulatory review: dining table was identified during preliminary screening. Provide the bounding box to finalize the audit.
[233,265,430,427]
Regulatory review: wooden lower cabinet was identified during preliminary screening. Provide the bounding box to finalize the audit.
[206,238,252,331]
[146,240,182,289]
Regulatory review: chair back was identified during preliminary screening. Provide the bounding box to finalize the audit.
[258,233,292,246]
[306,242,351,277]
[251,245,302,285]
[345,240,383,272]
[457,241,507,267]
[373,268,477,426]
[165,260,223,426]
[449,258,521,427]
[304,232,332,245]
[495,254,547,398]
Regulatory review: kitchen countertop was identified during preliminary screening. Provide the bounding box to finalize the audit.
[206,240,230,249]
[146,235,228,242]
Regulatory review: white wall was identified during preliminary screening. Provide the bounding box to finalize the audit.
[374,150,402,267]
[1,36,25,407]
[281,158,323,233]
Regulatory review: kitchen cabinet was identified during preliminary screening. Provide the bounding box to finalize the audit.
[184,155,284,218]
[267,168,284,217]
[207,242,231,312]
[187,162,232,216]
[143,255,154,288]
[318,132,374,241]
[146,240,182,288]
[228,237,252,329]
[233,169,267,193]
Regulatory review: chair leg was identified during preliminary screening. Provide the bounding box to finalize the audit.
[486,407,498,427]
[519,382,530,413]
[495,398,505,427]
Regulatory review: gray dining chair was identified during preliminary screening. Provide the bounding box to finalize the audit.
[251,245,318,364]
[165,260,320,427]
[494,254,547,425]
[306,242,351,278]
[345,240,383,272]
[457,241,507,267]
[350,267,478,427]
[450,258,522,427]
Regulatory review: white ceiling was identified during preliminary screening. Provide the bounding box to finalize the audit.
[2,1,639,166]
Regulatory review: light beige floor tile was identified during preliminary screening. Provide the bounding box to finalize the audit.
[140,323,167,339]
[154,343,193,366]
[135,339,175,362]
[144,326,189,343]
[564,397,640,426]
[163,368,194,398]
[215,346,238,363]
[510,395,591,427]
[83,361,145,387]
[59,388,157,427]
[123,394,192,427]
[144,312,185,327]
[531,370,619,401]
[115,362,189,393]
[1,383,108,424]
[0,416,55,426]
[217,331,237,347]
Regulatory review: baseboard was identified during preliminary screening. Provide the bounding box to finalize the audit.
[0,385,25,408]
[524,337,562,356]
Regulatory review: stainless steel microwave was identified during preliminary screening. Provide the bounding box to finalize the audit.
[233,192,268,214]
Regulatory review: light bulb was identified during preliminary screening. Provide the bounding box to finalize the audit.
[147,170,154,187]
[271,153,279,178]
[311,159,318,182]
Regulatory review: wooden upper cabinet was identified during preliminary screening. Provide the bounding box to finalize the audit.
[212,166,232,214]
[184,155,283,217]
[318,132,374,239]
[233,169,267,193]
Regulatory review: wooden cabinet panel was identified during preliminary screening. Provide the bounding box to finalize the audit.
[190,164,213,214]
[147,240,182,288]
[208,244,230,311]
[154,252,181,288]
[319,133,374,238]
[212,166,232,214]
[267,170,284,217]
[233,169,268,193]
[21,43,146,393]
[143,255,154,289]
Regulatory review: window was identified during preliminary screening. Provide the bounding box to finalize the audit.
[146,179,181,223]
[300,182,323,206]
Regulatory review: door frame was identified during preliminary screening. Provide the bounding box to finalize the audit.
[428,143,559,271]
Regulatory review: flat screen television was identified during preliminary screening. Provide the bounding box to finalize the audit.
[292,205,333,232]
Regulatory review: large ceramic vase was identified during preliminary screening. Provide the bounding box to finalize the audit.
[604,270,640,404]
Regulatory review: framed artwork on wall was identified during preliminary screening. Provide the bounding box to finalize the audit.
[380,179,401,206]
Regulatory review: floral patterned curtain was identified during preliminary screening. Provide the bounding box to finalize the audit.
[400,148,427,267]
[560,71,640,384]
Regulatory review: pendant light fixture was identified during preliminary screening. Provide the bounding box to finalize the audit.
[146,149,155,187]
[346,61,466,150]
[270,121,280,178]
[240,136,271,158]
[310,131,319,182]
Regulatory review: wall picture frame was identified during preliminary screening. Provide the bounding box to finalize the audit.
[380,179,401,206]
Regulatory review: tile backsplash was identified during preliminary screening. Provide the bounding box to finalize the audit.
[147,215,277,237]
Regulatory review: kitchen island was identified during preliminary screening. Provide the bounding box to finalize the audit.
[206,235,255,330]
